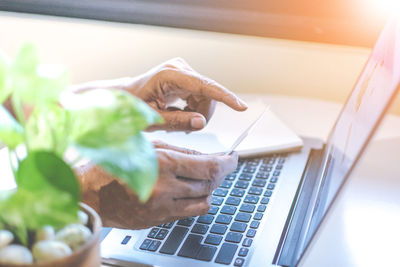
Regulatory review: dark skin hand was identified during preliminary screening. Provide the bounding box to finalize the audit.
[76,141,238,229]
[67,58,248,229]
[69,57,248,132]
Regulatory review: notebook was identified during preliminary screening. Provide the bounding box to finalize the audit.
[144,101,303,157]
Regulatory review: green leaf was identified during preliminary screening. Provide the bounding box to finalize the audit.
[75,134,158,202]
[0,151,80,244]
[25,104,72,156]
[0,105,24,149]
[11,43,68,105]
[16,150,81,202]
[67,89,162,148]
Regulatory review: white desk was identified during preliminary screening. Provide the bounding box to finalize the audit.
[240,94,400,267]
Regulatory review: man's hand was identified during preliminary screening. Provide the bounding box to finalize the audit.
[69,58,247,132]
[76,141,238,229]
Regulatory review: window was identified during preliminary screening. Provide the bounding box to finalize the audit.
[0,0,387,47]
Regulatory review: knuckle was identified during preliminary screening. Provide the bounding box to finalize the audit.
[207,160,222,180]
[157,67,176,79]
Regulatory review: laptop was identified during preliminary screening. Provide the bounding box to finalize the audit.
[100,16,400,267]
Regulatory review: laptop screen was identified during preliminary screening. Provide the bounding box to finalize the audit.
[302,16,400,256]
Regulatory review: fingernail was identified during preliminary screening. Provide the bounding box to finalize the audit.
[191,117,206,129]
[237,98,248,109]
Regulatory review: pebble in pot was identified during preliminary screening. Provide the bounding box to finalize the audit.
[32,240,72,263]
[55,224,91,250]
[0,230,13,249]
[0,244,33,265]
[35,226,55,242]
[77,210,88,226]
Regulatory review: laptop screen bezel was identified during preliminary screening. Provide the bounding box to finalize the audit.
[296,15,400,266]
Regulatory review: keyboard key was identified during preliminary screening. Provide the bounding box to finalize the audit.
[148,240,161,251]
[242,167,256,173]
[196,245,217,262]
[238,247,249,257]
[234,258,245,267]
[278,158,285,164]
[211,196,224,206]
[239,204,255,213]
[225,174,236,181]
[205,234,223,245]
[248,187,263,195]
[121,235,131,245]
[161,222,174,229]
[197,214,214,224]
[231,189,245,197]
[208,206,219,215]
[221,205,237,215]
[220,180,233,189]
[226,232,243,243]
[230,222,247,233]
[191,224,209,234]
[226,197,241,206]
[264,190,272,197]
[250,221,260,229]
[273,171,280,176]
[139,239,152,250]
[260,166,272,172]
[275,164,283,170]
[270,177,278,183]
[267,183,275,190]
[210,224,228,235]
[235,212,252,223]
[178,234,203,258]
[239,173,252,181]
[257,205,267,212]
[215,243,238,265]
[147,227,159,238]
[260,197,270,204]
[159,226,189,255]
[256,172,269,180]
[178,218,195,227]
[216,214,232,224]
[252,179,267,187]
[242,238,253,247]
[155,229,169,240]
[246,229,256,238]
[213,188,228,197]
[244,195,259,204]
[254,212,263,220]
[235,181,249,189]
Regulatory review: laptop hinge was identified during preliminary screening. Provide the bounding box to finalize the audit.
[272,148,325,267]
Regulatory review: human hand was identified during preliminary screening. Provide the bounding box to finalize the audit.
[76,141,238,229]
[129,58,248,131]
[70,58,247,132]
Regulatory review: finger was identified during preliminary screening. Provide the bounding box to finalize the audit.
[164,149,238,181]
[149,110,207,131]
[160,68,248,111]
[174,177,215,198]
[173,196,211,217]
[186,97,216,122]
[153,140,203,155]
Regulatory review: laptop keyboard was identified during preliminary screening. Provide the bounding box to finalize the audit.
[133,154,287,266]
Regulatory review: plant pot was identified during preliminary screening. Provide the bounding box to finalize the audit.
[0,203,102,267]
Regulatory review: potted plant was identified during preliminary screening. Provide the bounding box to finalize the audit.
[0,44,162,266]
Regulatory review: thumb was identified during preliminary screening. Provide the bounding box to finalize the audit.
[148,110,207,132]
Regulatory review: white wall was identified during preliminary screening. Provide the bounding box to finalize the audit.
[3,11,389,112]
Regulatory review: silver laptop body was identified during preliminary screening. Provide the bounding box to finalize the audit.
[101,16,400,267]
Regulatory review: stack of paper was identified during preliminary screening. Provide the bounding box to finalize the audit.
[144,101,303,157]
